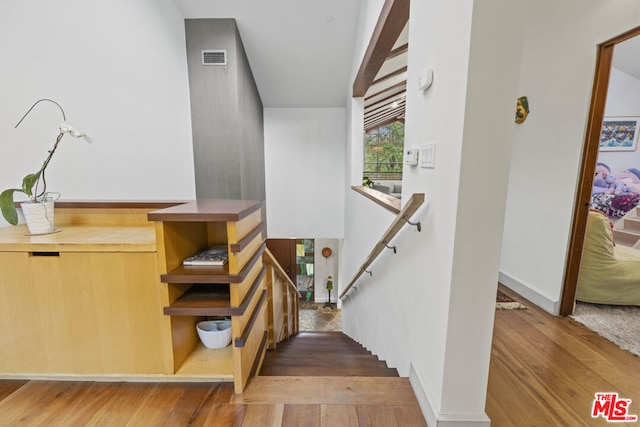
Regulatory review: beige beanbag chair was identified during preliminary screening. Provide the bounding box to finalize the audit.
[576,210,640,305]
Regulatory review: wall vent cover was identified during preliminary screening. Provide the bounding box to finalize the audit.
[202,50,227,66]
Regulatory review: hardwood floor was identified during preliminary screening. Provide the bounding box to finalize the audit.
[2,289,640,426]
[486,288,640,426]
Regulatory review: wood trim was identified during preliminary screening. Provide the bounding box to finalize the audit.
[364,80,407,102]
[365,91,407,111]
[365,101,406,123]
[262,248,300,298]
[365,96,406,115]
[162,267,266,316]
[249,331,269,379]
[388,43,408,60]
[161,242,265,284]
[234,290,267,348]
[352,186,401,214]
[230,222,265,253]
[559,30,640,315]
[365,107,405,127]
[28,200,187,209]
[366,116,406,133]
[371,66,407,87]
[352,0,410,97]
[148,200,264,222]
[238,267,266,314]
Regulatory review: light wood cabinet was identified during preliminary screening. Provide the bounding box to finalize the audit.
[0,200,268,393]
[148,200,268,393]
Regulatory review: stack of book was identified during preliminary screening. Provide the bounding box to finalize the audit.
[183,245,229,266]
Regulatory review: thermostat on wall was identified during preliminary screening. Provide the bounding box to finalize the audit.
[405,147,419,166]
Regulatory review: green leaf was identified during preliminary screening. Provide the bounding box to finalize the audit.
[21,171,41,196]
[0,189,24,225]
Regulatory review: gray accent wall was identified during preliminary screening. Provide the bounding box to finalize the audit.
[185,19,265,201]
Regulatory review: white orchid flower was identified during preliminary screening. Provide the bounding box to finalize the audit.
[60,122,93,143]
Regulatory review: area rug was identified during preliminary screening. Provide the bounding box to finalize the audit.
[496,289,527,310]
[570,302,640,358]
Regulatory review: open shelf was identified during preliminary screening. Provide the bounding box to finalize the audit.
[174,342,234,379]
[164,284,240,316]
[150,200,267,393]
[161,243,265,284]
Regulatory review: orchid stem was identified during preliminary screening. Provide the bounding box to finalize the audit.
[15,98,66,129]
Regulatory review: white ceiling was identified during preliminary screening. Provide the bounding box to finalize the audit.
[175,0,362,108]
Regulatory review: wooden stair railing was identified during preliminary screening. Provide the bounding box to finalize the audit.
[340,193,425,300]
[262,248,300,349]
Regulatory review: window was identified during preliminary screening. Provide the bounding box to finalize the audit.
[363,121,404,182]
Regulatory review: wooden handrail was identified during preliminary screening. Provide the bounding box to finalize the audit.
[339,193,425,300]
[262,247,300,347]
[263,248,300,298]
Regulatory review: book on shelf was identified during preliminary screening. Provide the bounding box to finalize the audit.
[183,245,229,266]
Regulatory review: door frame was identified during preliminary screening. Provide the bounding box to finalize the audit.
[560,25,640,316]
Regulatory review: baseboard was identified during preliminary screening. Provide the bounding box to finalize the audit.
[409,364,490,427]
[498,271,559,314]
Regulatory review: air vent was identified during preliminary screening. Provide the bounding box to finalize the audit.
[202,50,227,66]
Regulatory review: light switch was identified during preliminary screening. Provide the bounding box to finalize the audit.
[420,142,436,168]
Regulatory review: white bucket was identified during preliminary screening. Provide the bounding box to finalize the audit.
[21,201,55,234]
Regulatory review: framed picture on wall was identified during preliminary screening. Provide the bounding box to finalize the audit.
[599,116,640,151]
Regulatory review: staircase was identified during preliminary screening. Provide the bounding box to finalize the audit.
[613,206,640,248]
[260,331,399,377]
[230,331,426,425]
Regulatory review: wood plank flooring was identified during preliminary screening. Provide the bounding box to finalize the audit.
[2,289,640,426]
[486,287,640,426]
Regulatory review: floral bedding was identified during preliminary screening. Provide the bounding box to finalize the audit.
[590,192,640,219]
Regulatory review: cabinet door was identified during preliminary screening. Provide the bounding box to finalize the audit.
[0,251,171,375]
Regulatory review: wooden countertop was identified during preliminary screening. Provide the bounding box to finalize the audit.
[148,200,264,222]
[0,224,157,252]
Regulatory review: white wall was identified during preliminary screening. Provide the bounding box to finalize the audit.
[342,0,523,424]
[500,0,640,313]
[598,67,640,172]
[264,108,346,238]
[313,238,340,303]
[0,0,195,227]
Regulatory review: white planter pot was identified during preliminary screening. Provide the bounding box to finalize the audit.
[21,201,55,235]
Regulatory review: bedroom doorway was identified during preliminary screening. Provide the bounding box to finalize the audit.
[560,25,640,316]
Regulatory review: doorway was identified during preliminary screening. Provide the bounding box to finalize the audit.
[266,238,315,301]
[561,25,640,315]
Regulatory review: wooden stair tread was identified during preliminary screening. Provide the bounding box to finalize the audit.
[259,331,397,378]
[231,376,417,405]
[259,366,399,377]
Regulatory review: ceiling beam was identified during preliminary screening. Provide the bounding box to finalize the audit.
[365,101,406,123]
[388,43,408,60]
[365,116,405,133]
[365,80,407,102]
[365,111,405,129]
[371,66,407,87]
[352,0,410,97]
[365,98,406,117]
[365,92,406,112]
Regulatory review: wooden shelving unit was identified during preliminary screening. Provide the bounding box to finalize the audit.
[0,200,270,391]
[148,200,268,393]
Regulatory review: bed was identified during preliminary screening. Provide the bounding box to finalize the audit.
[590,163,640,219]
